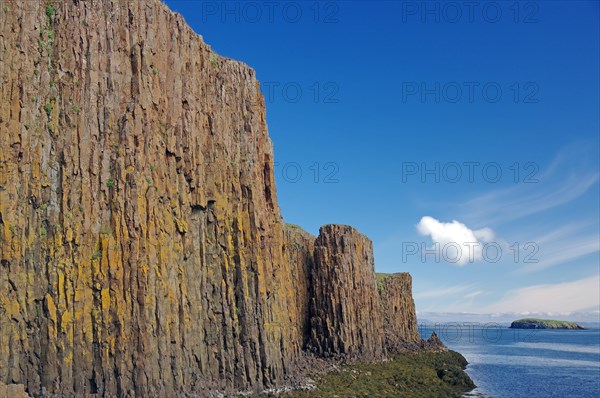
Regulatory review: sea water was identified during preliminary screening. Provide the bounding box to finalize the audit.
[419,325,600,397]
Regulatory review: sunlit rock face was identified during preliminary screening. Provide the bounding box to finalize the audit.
[378,273,422,351]
[308,225,386,360]
[0,1,424,396]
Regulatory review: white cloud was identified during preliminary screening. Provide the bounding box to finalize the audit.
[416,216,494,265]
[517,237,600,274]
[486,275,600,314]
[503,221,600,274]
[414,283,477,300]
[460,145,600,227]
[464,173,599,226]
[473,228,495,242]
[465,290,484,300]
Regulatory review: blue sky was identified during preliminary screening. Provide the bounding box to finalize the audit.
[165,1,600,322]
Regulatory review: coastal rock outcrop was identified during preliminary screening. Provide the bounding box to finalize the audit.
[308,225,386,360]
[0,1,428,396]
[509,318,585,330]
[424,331,448,352]
[378,273,422,351]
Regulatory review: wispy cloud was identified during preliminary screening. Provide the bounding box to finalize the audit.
[457,145,600,273]
[507,220,600,274]
[465,290,484,300]
[532,222,596,245]
[461,145,599,227]
[463,173,599,226]
[517,237,600,274]
[414,283,477,300]
[414,283,486,313]
[485,274,600,314]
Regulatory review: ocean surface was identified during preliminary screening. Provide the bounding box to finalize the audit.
[419,325,600,398]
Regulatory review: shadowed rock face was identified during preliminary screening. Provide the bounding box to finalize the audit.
[0,1,426,396]
[283,224,316,350]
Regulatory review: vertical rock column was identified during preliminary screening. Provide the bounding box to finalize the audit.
[378,273,422,351]
[308,225,385,360]
[0,382,31,398]
[0,0,302,395]
[282,224,315,351]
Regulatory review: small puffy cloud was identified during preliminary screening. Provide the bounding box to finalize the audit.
[416,216,495,265]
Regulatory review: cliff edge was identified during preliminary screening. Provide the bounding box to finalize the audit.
[0,1,438,396]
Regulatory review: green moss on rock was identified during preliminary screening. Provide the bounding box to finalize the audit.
[259,350,475,398]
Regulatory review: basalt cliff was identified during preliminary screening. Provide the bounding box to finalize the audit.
[0,1,431,396]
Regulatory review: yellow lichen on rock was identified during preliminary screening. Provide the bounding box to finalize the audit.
[0,1,426,397]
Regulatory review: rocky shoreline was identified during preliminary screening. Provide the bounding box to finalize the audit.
[253,350,476,398]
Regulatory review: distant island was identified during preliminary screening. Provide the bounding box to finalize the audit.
[510,318,586,330]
